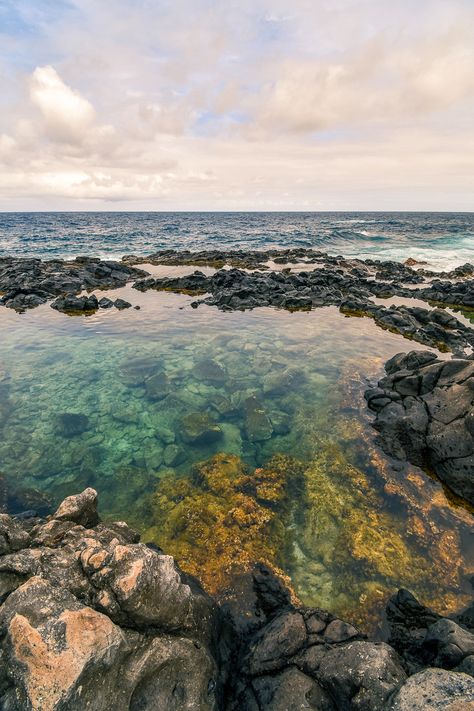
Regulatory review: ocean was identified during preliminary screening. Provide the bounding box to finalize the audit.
[0,211,472,270]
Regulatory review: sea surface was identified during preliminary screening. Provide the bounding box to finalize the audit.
[0,212,473,633]
[0,211,473,271]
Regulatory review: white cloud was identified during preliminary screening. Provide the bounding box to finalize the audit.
[29,65,96,143]
[0,0,472,209]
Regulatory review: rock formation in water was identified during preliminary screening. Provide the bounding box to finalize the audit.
[0,488,473,710]
[1,249,473,354]
[366,350,474,505]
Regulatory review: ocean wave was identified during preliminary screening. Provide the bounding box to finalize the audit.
[0,212,472,272]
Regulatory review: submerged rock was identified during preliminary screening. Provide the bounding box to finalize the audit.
[243,396,274,442]
[193,358,227,386]
[144,453,299,592]
[144,370,170,400]
[181,412,223,445]
[56,412,90,437]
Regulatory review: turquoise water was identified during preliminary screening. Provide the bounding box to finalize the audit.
[0,275,472,629]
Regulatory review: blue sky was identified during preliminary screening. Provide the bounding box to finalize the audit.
[0,0,473,210]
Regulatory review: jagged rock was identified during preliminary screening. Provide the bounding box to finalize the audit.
[251,667,335,710]
[1,490,472,711]
[0,576,218,711]
[51,293,99,313]
[114,298,132,309]
[423,619,474,669]
[0,514,30,555]
[366,352,474,504]
[53,487,100,528]
[243,610,307,675]
[316,641,406,710]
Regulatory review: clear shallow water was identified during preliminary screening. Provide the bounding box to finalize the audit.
[0,211,473,271]
[0,282,472,632]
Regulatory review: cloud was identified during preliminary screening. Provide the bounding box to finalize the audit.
[29,65,95,143]
[246,31,474,136]
[0,0,473,209]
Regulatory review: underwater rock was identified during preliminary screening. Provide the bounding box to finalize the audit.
[143,453,299,592]
[193,358,227,386]
[56,412,90,437]
[263,367,306,397]
[144,371,170,401]
[366,351,474,505]
[243,396,274,442]
[181,412,223,445]
[119,355,161,387]
[163,443,186,467]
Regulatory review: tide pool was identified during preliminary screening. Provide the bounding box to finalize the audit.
[0,280,472,632]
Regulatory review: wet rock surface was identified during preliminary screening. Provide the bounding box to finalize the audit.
[130,249,474,354]
[0,255,145,313]
[366,350,474,504]
[0,490,473,710]
[2,249,473,354]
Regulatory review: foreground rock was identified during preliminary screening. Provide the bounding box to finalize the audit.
[0,489,473,709]
[365,350,474,505]
[0,489,223,710]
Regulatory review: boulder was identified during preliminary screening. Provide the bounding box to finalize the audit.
[0,576,218,711]
[317,641,406,710]
[366,352,474,505]
[387,668,474,710]
[53,487,100,528]
[181,412,223,445]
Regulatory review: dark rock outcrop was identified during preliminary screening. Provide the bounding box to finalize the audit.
[2,250,473,354]
[0,255,146,312]
[0,489,223,710]
[365,351,474,504]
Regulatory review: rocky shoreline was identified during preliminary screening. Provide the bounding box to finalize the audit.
[1,249,473,708]
[1,487,473,710]
[1,249,473,355]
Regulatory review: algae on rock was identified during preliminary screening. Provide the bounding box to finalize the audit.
[143,452,304,593]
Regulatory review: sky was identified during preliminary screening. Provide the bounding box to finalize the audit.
[0,0,473,211]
